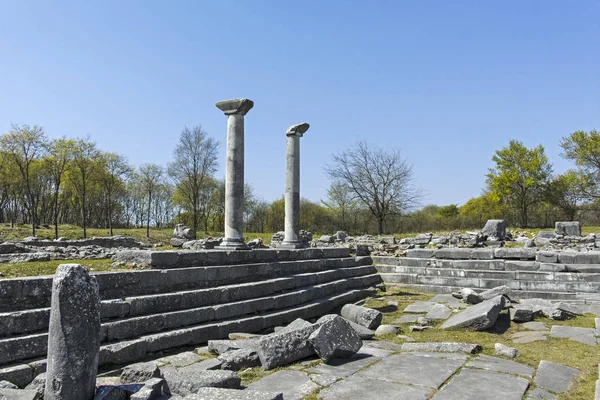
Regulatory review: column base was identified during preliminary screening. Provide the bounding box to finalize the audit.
[218,238,250,250]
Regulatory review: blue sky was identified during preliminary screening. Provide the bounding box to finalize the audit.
[1,1,598,207]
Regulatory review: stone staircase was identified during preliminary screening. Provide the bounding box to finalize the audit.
[374,248,600,303]
[0,248,381,387]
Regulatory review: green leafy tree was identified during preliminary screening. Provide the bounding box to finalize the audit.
[459,194,503,228]
[560,129,600,198]
[546,170,587,221]
[486,140,552,228]
[45,137,75,238]
[139,163,164,237]
[69,138,100,238]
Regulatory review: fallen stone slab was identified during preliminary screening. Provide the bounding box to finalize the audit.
[494,343,520,358]
[551,303,583,320]
[256,323,318,370]
[228,332,261,340]
[358,353,466,389]
[361,340,404,352]
[426,304,451,320]
[403,301,436,314]
[161,368,241,396]
[534,360,580,394]
[0,388,39,400]
[460,288,482,305]
[394,314,424,324]
[511,331,549,344]
[246,370,318,400]
[120,362,161,384]
[440,296,505,331]
[466,354,533,377]
[432,368,530,400]
[208,339,258,356]
[550,325,597,346]
[0,365,33,389]
[154,351,202,368]
[479,285,511,301]
[0,381,18,389]
[525,387,557,400]
[279,318,313,333]
[522,321,549,331]
[305,350,384,381]
[344,318,375,339]
[185,387,283,400]
[129,377,168,400]
[309,315,362,363]
[510,305,534,322]
[400,342,482,354]
[218,348,261,371]
[318,374,432,400]
[188,358,223,371]
[24,373,45,398]
[340,304,382,330]
[374,325,401,336]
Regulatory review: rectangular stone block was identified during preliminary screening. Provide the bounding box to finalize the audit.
[0,364,33,388]
[536,251,558,263]
[504,261,540,271]
[470,249,496,260]
[406,249,435,259]
[515,271,555,281]
[435,249,473,260]
[321,247,350,258]
[99,339,148,366]
[558,252,600,264]
[0,333,47,365]
[493,248,536,260]
[0,308,50,337]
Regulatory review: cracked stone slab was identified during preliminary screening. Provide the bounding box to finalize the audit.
[188,387,284,400]
[357,353,466,389]
[466,354,534,378]
[360,340,403,352]
[304,352,381,381]
[403,301,436,313]
[155,351,203,368]
[426,304,452,320]
[401,342,481,354]
[522,322,549,331]
[511,331,549,343]
[550,325,597,346]
[430,294,463,307]
[318,374,432,400]
[432,368,530,400]
[246,370,318,400]
[534,360,580,394]
[525,387,557,399]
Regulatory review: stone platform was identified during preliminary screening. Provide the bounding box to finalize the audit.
[0,248,381,388]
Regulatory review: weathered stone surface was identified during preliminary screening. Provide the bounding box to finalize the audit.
[0,364,33,389]
[0,381,18,389]
[374,325,401,336]
[466,354,532,377]
[154,351,201,368]
[511,331,549,343]
[256,324,318,370]
[309,315,362,363]
[161,368,241,396]
[218,348,261,371]
[340,304,382,330]
[344,319,374,339]
[478,285,511,301]
[359,353,466,389]
[23,373,45,398]
[45,264,101,400]
[394,314,423,324]
[319,374,432,400]
[208,339,258,356]
[228,332,261,340]
[440,296,505,331]
[400,342,482,354]
[550,325,597,345]
[534,360,580,394]
[510,305,534,322]
[129,377,168,400]
[494,343,520,358]
[525,388,557,400]
[186,387,283,400]
[183,358,222,371]
[403,301,436,313]
[522,321,548,331]
[120,362,161,384]
[426,304,451,320]
[0,388,38,400]
[432,368,530,400]
[459,288,482,305]
[247,370,318,400]
[481,220,507,240]
[555,221,581,237]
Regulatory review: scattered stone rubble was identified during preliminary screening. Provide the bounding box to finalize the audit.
[0,236,149,264]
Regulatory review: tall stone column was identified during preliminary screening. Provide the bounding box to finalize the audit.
[45,264,101,400]
[216,98,254,250]
[281,123,310,249]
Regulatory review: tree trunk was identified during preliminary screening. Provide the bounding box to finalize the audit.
[378,218,384,235]
[53,188,60,239]
[146,192,151,238]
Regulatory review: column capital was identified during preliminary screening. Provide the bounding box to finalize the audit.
[216,98,254,116]
[286,122,310,137]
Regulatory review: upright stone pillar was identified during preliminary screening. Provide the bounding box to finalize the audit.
[280,123,310,249]
[216,98,254,250]
[45,264,101,400]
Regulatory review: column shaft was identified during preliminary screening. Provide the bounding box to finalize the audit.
[283,135,300,244]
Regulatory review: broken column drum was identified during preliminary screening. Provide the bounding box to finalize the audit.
[216,98,254,250]
[281,123,310,249]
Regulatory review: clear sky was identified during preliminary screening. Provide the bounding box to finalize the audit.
[1,1,598,207]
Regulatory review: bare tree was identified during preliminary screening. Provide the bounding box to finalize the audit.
[99,153,131,235]
[168,125,219,237]
[45,137,75,239]
[70,138,100,238]
[325,141,420,234]
[139,163,164,238]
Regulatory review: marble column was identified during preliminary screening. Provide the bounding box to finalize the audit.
[280,123,310,249]
[216,98,254,250]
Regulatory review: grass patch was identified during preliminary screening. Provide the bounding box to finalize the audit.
[364,287,600,400]
[0,259,146,279]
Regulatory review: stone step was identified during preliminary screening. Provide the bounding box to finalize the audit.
[375,265,600,283]
[375,257,541,271]
[377,272,600,293]
[0,256,368,312]
[1,264,377,338]
[0,287,376,373]
[0,271,381,366]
